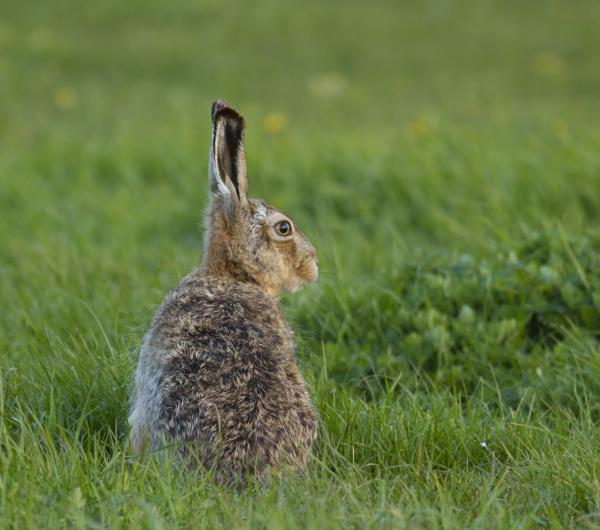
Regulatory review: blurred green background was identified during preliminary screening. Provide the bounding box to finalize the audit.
[1,1,600,528]
[2,0,600,269]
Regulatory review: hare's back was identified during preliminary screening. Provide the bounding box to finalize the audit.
[154,274,288,361]
[153,275,294,438]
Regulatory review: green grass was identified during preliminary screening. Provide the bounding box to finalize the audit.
[2,0,600,527]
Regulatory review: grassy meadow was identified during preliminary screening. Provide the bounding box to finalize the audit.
[2,0,600,527]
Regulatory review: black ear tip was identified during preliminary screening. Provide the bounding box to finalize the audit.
[211,100,245,128]
[211,99,229,123]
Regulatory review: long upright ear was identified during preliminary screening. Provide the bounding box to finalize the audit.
[208,100,248,212]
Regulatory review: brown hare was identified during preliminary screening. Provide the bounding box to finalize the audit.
[129,100,319,486]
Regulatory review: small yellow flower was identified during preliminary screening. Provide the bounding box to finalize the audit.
[53,87,78,110]
[263,112,288,134]
[404,115,434,139]
[532,52,566,78]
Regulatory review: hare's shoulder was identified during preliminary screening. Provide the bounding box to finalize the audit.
[153,273,291,359]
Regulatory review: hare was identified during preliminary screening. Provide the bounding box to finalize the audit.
[129,100,319,486]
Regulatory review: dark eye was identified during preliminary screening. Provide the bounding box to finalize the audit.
[274,220,293,237]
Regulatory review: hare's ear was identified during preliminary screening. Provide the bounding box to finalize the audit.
[208,100,248,212]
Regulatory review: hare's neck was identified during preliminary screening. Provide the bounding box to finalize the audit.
[202,249,252,283]
[202,203,281,297]
[202,236,280,298]
[201,255,280,298]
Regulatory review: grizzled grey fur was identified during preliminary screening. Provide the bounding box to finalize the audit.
[129,100,319,486]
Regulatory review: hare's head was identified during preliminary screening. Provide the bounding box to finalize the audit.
[202,100,318,296]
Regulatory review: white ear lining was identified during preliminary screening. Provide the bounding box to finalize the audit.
[209,141,232,199]
[208,151,230,197]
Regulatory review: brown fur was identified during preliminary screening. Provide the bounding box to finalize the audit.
[129,100,318,486]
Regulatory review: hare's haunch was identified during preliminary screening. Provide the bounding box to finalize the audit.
[129,100,318,486]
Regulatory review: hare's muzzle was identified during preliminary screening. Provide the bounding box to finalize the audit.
[298,250,319,284]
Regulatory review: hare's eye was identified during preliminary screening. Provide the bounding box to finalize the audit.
[274,220,292,237]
